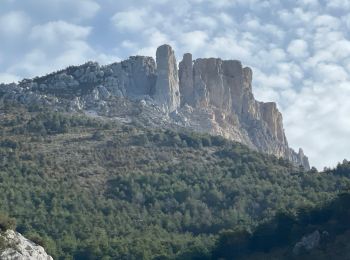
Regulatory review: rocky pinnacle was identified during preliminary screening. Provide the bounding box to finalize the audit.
[154,44,180,112]
[0,44,310,169]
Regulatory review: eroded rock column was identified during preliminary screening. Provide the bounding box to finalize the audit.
[179,53,194,106]
[154,44,180,112]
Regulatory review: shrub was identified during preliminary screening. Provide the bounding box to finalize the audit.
[0,214,16,231]
[92,131,105,141]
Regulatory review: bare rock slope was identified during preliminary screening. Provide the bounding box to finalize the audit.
[0,44,309,169]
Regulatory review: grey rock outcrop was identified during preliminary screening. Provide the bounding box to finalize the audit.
[178,55,309,169]
[0,44,310,169]
[293,230,320,255]
[0,230,53,260]
[154,44,180,112]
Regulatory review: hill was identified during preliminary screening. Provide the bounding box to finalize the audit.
[0,104,348,259]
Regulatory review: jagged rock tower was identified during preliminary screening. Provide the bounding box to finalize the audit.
[154,44,180,112]
[0,44,310,169]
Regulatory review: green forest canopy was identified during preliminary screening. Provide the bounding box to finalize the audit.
[0,104,349,259]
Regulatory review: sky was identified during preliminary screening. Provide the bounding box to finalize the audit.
[0,0,350,169]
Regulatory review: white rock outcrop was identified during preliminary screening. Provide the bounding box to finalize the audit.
[0,230,53,260]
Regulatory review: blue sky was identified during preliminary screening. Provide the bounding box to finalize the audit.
[1,0,350,169]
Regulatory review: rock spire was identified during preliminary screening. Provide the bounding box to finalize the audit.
[154,44,180,112]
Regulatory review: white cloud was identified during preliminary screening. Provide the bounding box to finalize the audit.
[313,15,340,30]
[111,9,145,31]
[277,62,303,81]
[314,63,348,83]
[180,31,208,53]
[8,20,116,78]
[196,0,235,8]
[121,40,138,50]
[209,0,234,8]
[258,48,287,64]
[327,0,350,10]
[204,37,251,60]
[278,8,316,27]
[297,0,319,8]
[137,29,173,57]
[254,69,292,90]
[305,50,333,67]
[284,81,350,169]
[0,11,31,37]
[54,41,95,66]
[30,21,91,44]
[217,12,234,25]
[73,0,100,20]
[342,14,350,29]
[24,0,100,21]
[0,73,20,84]
[111,9,160,32]
[243,17,285,41]
[193,15,218,30]
[287,39,309,58]
[9,49,48,77]
[147,0,170,4]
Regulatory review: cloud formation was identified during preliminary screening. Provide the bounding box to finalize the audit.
[0,0,349,169]
[0,11,31,37]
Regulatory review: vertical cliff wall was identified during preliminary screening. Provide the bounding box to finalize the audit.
[178,54,309,169]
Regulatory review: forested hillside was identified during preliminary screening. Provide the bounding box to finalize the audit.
[212,191,350,260]
[0,104,349,259]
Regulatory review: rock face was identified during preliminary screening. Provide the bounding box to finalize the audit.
[179,53,193,107]
[178,55,309,169]
[0,230,53,260]
[0,44,309,169]
[154,44,180,112]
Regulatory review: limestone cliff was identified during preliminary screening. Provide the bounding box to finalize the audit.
[178,55,309,169]
[0,44,309,169]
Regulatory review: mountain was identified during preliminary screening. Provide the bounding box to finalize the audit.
[0,44,309,169]
[0,105,349,259]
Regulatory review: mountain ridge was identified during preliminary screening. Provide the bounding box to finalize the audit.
[0,44,309,169]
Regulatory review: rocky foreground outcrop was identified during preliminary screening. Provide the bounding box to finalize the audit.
[0,230,53,260]
[0,44,309,169]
